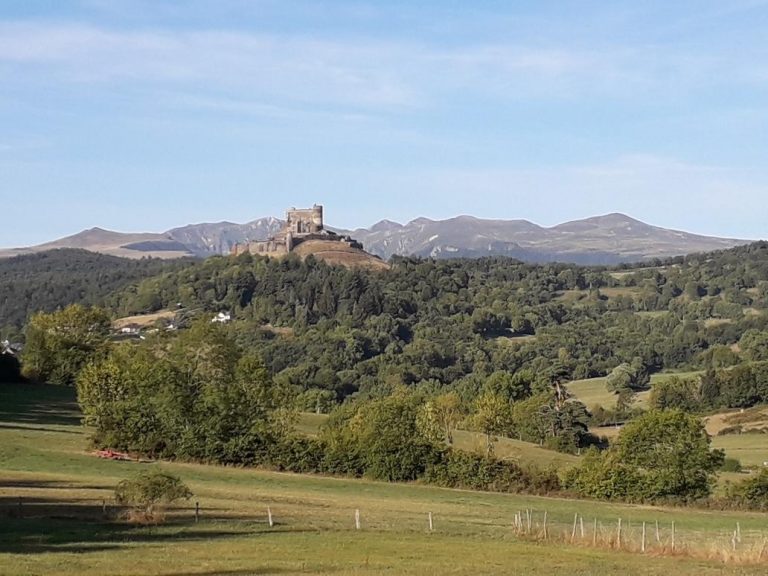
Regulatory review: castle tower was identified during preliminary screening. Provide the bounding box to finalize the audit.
[311,204,324,233]
[285,205,324,235]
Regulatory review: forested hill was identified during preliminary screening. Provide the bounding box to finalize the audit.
[0,249,194,337]
[101,242,768,406]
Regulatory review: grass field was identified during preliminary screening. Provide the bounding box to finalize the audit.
[112,310,176,329]
[711,434,768,468]
[2,383,768,575]
[297,414,581,469]
[568,371,704,411]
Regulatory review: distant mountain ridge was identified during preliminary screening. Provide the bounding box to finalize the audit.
[0,213,750,265]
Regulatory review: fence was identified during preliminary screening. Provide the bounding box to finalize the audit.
[6,496,768,565]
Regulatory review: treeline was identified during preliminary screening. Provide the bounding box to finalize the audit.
[100,243,768,412]
[648,362,768,414]
[15,304,768,508]
[0,249,193,338]
[77,320,559,495]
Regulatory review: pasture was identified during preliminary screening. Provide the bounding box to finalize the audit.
[568,371,704,411]
[2,383,768,576]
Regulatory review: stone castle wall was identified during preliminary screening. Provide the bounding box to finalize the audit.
[231,205,362,258]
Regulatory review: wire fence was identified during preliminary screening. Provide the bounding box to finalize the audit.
[5,496,768,565]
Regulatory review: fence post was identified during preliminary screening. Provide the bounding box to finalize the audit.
[428,512,433,532]
[267,506,273,528]
[355,509,361,530]
[543,511,548,540]
[655,519,660,543]
[736,522,741,543]
[579,515,584,539]
[526,509,531,534]
[616,518,622,549]
[593,518,597,545]
[671,521,675,552]
[641,522,646,553]
[571,513,578,543]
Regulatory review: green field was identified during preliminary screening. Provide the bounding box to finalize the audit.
[296,414,582,469]
[2,384,768,576]
[711,434,768,468]
[568,371,704,411]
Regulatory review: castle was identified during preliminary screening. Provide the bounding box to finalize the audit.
[231,205,363,257]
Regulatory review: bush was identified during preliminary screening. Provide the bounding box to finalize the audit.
[728,469,768,510]
[268,436,326,473]
[720,457,742,472]
[424,450,560,495]
[563,449,645,501]
[115,470,192,522]
[564,411,724,503]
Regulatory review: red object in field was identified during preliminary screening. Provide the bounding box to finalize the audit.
[94,449,133,461]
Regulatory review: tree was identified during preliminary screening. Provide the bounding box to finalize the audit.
[605,358,649,394]
[323,389,442,481]
[115,470,192,521]
[419,392,462,445]
[22,304,111,385]
[483,370,532,402]
[729,468,768,510]
[739,330,768,362]
[649,377,700,412]
[473,392,513,456]
[613,410,723,500]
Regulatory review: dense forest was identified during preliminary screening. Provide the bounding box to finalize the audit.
[0,249,194,339]
[103,242,768,406]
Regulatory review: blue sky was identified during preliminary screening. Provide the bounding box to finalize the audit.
[1,0,767,246]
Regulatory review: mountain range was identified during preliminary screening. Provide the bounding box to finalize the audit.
[0,213,750,265]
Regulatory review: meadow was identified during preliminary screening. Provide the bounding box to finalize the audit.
[567,371,705,411]
[2,383,768,575]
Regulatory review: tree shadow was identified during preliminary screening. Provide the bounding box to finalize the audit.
[0,422,81,434]
[0,382,81,427]
[0,488,313,555]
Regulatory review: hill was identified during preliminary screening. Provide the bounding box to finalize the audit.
[0,249,193,334]
[342,213,748,264]
[291,239,390,270]
[0,228,195,260]
[1,213,750,264]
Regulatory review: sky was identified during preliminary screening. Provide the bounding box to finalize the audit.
[1,0,767,246]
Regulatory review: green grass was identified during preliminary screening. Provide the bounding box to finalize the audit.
[296,413,580,469]
[451,430,581,469]
[711,434,768,468]
[295,412,329,437]
[1,384,767,575]
[568,371,704,411]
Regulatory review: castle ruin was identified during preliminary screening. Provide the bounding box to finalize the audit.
[231,205,363,257]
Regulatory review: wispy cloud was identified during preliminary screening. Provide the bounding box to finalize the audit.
[3,19,765,116]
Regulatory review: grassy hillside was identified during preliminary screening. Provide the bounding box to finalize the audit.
[2,384,767,575]
[297,413,581,468]
[568,371,704,410]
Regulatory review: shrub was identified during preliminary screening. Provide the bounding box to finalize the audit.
[424,450,560,495]
[268,436,326,473]
[728,469,768,510]
[720,457,742,472]
[564,411,724,503]
[115,470,192,522]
